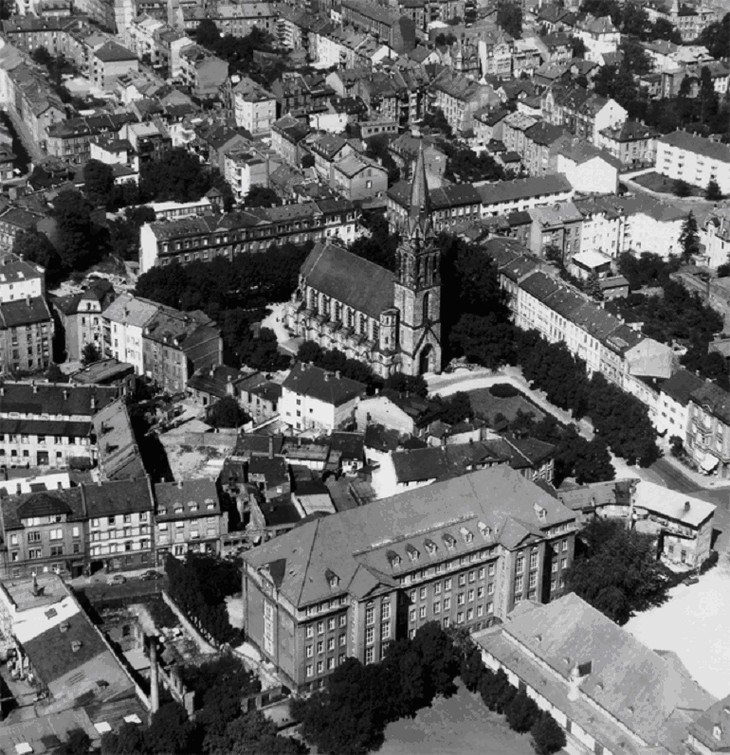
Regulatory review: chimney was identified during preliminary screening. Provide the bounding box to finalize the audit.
[149,637,160,715]
[177,479,183,489]
[25,295,30,307]
[335,370,341,379]
[63,388,70,400]
[31,574,39,596]
[268,435,274,459]
[91,395,96,410]
[684,501,691,512]
[32,381,37,394]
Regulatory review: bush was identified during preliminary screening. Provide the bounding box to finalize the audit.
[700,550,719,574]
[531,712,566,755]
[489,383,520,398]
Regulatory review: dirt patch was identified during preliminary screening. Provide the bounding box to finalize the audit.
[468,385,545,426]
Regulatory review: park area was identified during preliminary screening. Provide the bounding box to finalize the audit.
[629,171,704,197]
[626,554,730,699]
[380,682,533,755]
[467,383,545,426]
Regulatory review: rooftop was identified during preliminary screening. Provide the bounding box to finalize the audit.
[282,362,366,407]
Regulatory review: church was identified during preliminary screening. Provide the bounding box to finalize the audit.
[285,143,443,377]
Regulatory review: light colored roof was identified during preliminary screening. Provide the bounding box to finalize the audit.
[102,292,159,328]
[243,466,576,608]
[475,593,715,755]
[571,249,612,269]
[633,480,715,528]
[625,337,674,379]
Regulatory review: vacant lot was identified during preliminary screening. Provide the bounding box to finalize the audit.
[381,682,533,755]
[631,171,704,196]
[468,384,545,426]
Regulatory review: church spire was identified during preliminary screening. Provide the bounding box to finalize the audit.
[407,140,431,240]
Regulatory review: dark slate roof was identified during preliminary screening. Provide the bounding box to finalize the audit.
[282,363,366,407]
[300,241,394,319]
[659,369,706,408]
[690,382,730,425]
[2,488,84,530]
[0,382,117,416]
[83,478,153,517]
[0,296,52,327]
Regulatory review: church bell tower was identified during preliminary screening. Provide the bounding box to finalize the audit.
[392,141,442,376]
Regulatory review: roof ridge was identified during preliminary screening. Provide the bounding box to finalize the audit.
[297,518,321,607]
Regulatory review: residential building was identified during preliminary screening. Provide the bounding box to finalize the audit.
[0,382,118,468]
[340,0,415,53]
[656,368,705,440]
[575,14,620,62]
[687,694,730,754]
[90,40,138,91]
[178,44,228,99]
[331,153,388,202]
[52,278,116,362]
[475,593,715,755]
[101,292,160,374]
[431,70,497,137]
[597,120,658,169]
[655,130,730,195]
[542,85,627,145]
[687,381,730,478]
[232,76,277,136]
[85,477,155,572]
[0,252,44,302]
[0,488,86,578]
[142,306,222,394]
[241,465,577,691]
[223,148,269,204]
[187,364,241,408]
[139,199,359,273]
[214,1,276,37]
[92,397,145,482]
[46,112,137,165]
[701,207,730,269]
[237,372,282,425]
[0,295,54,374]
[154,478,226,561]
[550,135,620,194]
[280,362,366,432]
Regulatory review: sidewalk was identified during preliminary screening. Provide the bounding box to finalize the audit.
[659,443,730,491]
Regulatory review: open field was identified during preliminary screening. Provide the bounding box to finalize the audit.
[467,384,546,426]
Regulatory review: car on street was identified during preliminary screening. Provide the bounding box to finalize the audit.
[140,569,163,581]
[107,574,127,585]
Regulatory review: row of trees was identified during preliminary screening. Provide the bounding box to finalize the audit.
[580,0,682,42]
[164,554,241,645]
[293,622,566,755]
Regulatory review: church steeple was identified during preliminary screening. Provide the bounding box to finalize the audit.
[405,140,432,244]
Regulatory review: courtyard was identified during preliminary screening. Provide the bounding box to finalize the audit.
[380,682,533,755]
[625,554,730,700]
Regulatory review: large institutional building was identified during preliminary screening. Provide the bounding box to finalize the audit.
[240,466,578,692]
[285,142,443,377]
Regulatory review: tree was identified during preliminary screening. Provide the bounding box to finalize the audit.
[573,438,615,484]
[52,189,107,272]
[101,723,147,755]
[12,228,62,280]
[652,17,682,43]
[669,434,684,458]
[697,12,730,60]
[421,107,452,138]
[139,148,230,205]
[566,518,668,624]
[83,159,114,208]
[706,179,722,201]
[206,396,248,428]
[497,0,522,37]
[196,18,220,46]
[531,712,567,755]
[244,185,281,208]
[679,211,700,261]
[505,690,540,733]
[54,728,92,755]
[46,363,68,383]
[205,711,305,755]
[81,342,101,365]
[363,134,400,185]
[674,178,692,197]
[459,642,485,693]
[145,702,194,754]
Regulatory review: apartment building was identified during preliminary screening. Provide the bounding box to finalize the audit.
[686,381,730,478]
[0,253,44,302]
[0,488,86,579]
[241,466,577,691]
[431,70,497,137]
[223,149,269,204]
[53,278,115,362]
[597,120,658,169]
[138,199,359,273]
[102,292,160,374]
[90,40,138,92]
[232,76,277,136]
[0,295,54,374]
[178,44,229,99]
[85,478,155,572]
[0,382,118,468]
[154,478,226,561]
[542,85,626,145]
[655,130,730,195]
[46,112,136,165]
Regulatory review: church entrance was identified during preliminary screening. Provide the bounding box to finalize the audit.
[418,345,434,375]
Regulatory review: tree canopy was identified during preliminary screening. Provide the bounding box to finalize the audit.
[566,518,668,624]
[206,396,249,428]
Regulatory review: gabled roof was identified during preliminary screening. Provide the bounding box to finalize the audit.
[282,362,366,407]
[658,131,730,165]
[94,40,137,62]
[659,368,706,407]
[300,241,394,319]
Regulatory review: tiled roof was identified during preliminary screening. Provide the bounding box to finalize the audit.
[0,382,117,417]
[102,293,159,328]
[282,362,366,407]
[154,479,219,519]
[94,40,137,62]
[477,174,572,205]
[0,295,51,328]
[300,241,394,319]
[659,368,706,407]
[83,478,153,517]
[243,466,575,608]
[690,382,730,425]
[659,130,730,165]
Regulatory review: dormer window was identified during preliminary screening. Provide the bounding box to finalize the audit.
[460,527,473,543]
[424,539,437,555]
[387,550,401,568]
[406,544,419,562]
[478,521,491,538]
[534,503,547,521]
[714,725,722,741]
[325,569,339,589]
[442,533,456,549]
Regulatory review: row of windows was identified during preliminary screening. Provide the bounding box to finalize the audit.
[305,613,347,637]
[305,633,348,657]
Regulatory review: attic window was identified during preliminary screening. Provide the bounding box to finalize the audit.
[714,726,723,741]
[406,544,419,562]
[325,569,339,589]
[387,550,401,568]
[45,607,58,619]
[442,534,456,549]
[424,539,437,555]
[71,640,83,653]
[59,621,70,633]
[460,527,473,543]
[478,521,491,538]
[534,503,547,521]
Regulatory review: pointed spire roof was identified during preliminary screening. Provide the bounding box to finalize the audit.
[407,139,431,239]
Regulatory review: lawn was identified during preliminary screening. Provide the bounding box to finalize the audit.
[631,171,704,197]
[380,682,534,755]
[467,384,545,426]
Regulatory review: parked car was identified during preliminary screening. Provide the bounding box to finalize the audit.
[140,570,163,581]
[107,574,127,585]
